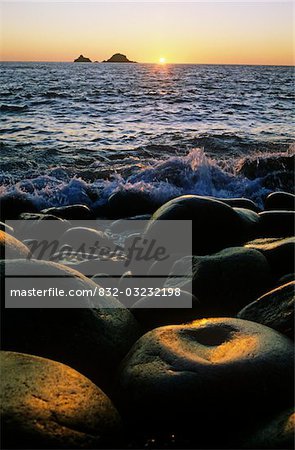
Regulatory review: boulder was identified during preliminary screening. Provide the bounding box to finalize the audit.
[237,281,294,339]
[0,230,30,259]
[0,221,14,233]
[0,351,121,449]
[0,194,38,220]
[145,195,260,256]
[245,237,295,279]
[74,55,92,63]
[1,259,140,390]
[265,191,295,211]
[60,226,114,251]
[237,154,294,180]
[41,204,93,220]
[14,214,70,242]
[258,211,295,238]
[243,408,295,449]
[214,197,260,212]
[117,318,294,443]
[166,247,271,316]
[108,191,161,217]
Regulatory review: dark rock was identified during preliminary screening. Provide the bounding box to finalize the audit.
[258,211,295,238]
[117,318,294,442]
[237,281,294,339]
[131,290,199,330]
[108,190,161,217]
[74,55,92,63]
[214,197,261,212]
[145,195,260,256]
[245,237,295,279]
[265,192,295,211]
[166,247,271,316]
[0,221,14,234]
[15,214,70,242]
[0,230,30,259]
[243,408,295,449]
[0,194,38,220]
[237,154,294,180]
[41,204,93,220]
[277,273,294,286]
[1,259,140,390]
[103,53,136,63]
[1,351,121,449]
[60,226,113,250]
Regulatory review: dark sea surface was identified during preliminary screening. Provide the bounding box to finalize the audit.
[0,62,294,210]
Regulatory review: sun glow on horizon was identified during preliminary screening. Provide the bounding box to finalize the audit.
[0,2,293,66]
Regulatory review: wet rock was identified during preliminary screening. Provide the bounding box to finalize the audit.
[243,408,295,449]
[214,197,260,212]
[118,318,294,441]
[265,192,295,211]
[41,204,93,220]
[108,191,161,217]
[14,214,70,242]
[237,281,294,339]
[132,290,199,330]
[166,247,271,316]
[0,194,38,220]
[146,195,260,256]
[0,230,30,259]
[237,154,294,180]
[1,259,140,389]
[258,211,295,238]
[245,237,295,279]
[1,351,121,449]
[60,226,113,251]
[0,221,14,234]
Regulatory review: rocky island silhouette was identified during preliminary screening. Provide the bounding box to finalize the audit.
[103,53,136,63]
[74,53,136,63]
[74,54,92,62]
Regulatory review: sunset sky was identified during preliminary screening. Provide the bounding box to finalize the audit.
[1,1,294,65]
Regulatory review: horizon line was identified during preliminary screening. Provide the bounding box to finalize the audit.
[0,60,294,67]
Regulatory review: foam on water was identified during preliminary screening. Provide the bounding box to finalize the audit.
[1,148,286,212]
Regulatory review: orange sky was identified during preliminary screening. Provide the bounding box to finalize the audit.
[1,1,294,65]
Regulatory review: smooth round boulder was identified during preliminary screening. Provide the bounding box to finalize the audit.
[243,408,294,449]
[0,194,38,220]
[265,191,295,212]
[41,204,93,220]
[145,195,259,256]
[165,247,271,316]
[213,197,260,212]
[0,230,30,259]
[118,318,294,441]
[1,259,140,390]
[237,281,294,339]
[14,214,70,241]
[258,211,295,238]
[1,351,121,449]
[60,226,114,252]
[108,190,162,218]
[245,237,295,279]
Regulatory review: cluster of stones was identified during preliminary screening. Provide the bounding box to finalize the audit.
[0,190,294,449]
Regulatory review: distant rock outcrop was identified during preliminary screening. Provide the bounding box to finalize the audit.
[74,55,92,63]
[103,53,136,63]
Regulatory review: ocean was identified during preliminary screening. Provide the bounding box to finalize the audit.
[0,62,294,212]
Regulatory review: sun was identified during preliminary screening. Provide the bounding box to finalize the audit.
[159,57,166,64]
